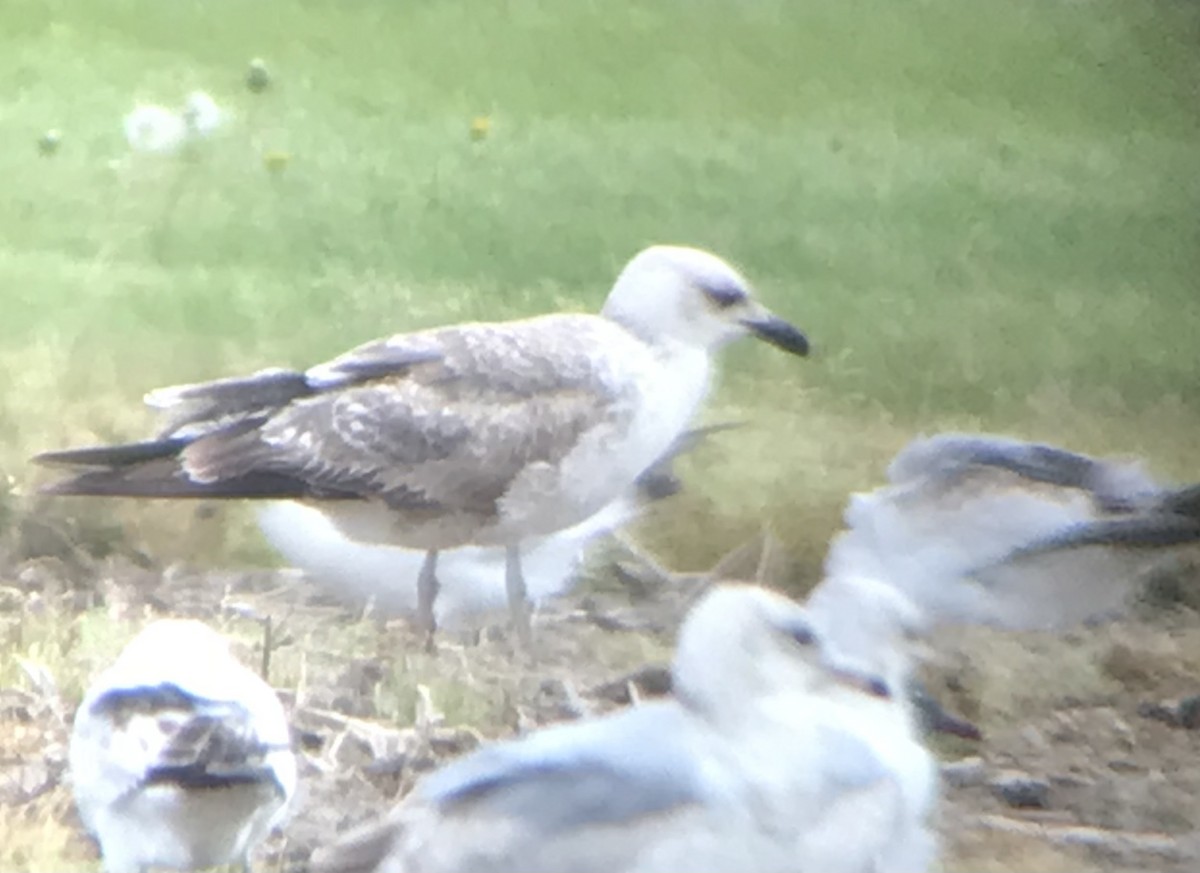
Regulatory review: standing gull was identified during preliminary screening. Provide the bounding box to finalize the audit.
[35,246,808,648]
[310,584,915,873]
[70,619,296,873]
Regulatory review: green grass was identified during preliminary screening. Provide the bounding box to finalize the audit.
[7,0,1198,577]
[2,2,1199,868]
[5,0,1198,575]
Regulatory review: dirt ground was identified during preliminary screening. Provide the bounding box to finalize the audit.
[1,523,1198,873]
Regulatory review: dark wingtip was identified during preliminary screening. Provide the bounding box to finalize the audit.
[32,438,189,469]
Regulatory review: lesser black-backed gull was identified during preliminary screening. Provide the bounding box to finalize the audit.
[35,246,808,649]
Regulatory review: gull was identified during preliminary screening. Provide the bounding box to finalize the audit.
[254,425,724,626]
[799,431,1200,829]
[309,583,920,873]
[35,246,808,648]
[256,498,629,624]
[69,619,297,873]
[804,575,941,872]
[822,431,1200,631]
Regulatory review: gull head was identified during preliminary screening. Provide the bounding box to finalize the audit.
[806,574,928,696]
[673,584,889,721]
[112,619,233,673]
[602,246,809,355]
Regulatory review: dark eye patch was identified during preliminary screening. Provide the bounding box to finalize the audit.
[703,282,747,309]
[789,623,816,647]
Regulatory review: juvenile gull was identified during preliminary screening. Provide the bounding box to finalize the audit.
[822,432,1200,631]
[70,620,296,873]
[35,246,808,648]
[254,425,722,626]
[803,575,941,872]
[310,584,917,873]
[805,432,1200,765]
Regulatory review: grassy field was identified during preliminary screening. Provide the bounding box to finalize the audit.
[3,0,1198,572]
[0,0,1198,868]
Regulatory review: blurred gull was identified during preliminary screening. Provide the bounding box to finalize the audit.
[70,619,296,873]
[804,575,940,871]
[310,584,923,873]
[822,432,1200,631]
[254,425,724,626]
[257,498,626,623]
[36,246,808,649]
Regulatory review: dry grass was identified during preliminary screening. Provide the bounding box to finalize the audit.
[3,528,1199,872]
[3,0,1199,868]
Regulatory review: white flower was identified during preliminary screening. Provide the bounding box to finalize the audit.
[183,90,222,137]
[122,91,224,154]
[123,103,187,153]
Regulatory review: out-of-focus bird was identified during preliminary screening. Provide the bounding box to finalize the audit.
[823,432,1200,631]
[35,246,808,650]
[310,583,921,873]
[69,620,296,873]
[254,424,728,627]
[805,431,1200,762]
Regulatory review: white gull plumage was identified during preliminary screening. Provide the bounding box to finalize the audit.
[255,498,632,625]
[253,425,720,625]
[821,431,1200,632]
[36,246,808,648]
[794,431,1200,871]
[310,584,922,873]
[69,619,296,873]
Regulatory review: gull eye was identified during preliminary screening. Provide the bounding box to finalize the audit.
[703,282,747,310]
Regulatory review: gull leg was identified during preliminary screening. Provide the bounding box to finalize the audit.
[505,544,533,651]
[416,550,439,652]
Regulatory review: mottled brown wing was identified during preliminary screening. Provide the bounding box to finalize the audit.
[181,315,632,514]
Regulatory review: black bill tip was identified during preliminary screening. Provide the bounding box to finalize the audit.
[742,315,810,357]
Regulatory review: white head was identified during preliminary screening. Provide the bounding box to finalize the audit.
[805,575,928,696]
[672,584,889,725]
[114,619,232,667]
[601,246,809,355]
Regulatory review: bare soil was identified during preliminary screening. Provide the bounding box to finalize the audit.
[1,520,1198,873]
